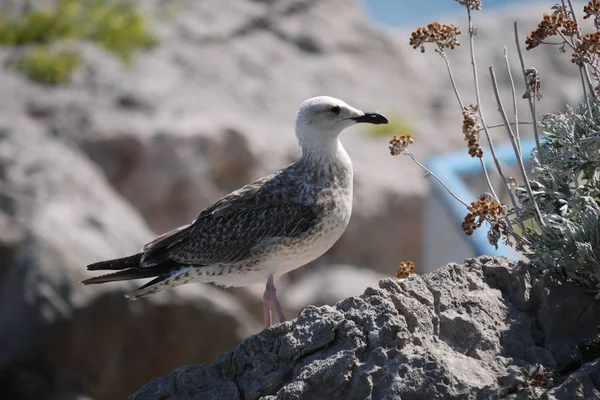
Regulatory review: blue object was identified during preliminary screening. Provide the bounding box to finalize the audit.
[426,139,536,257]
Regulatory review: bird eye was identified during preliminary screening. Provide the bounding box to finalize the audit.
[330,106,341,115]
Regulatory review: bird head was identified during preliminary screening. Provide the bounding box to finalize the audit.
[294,96,388,151]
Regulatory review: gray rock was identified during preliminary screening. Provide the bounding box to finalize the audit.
[131,257,600,400]
[0,115,261,400]
[0,114,153,370]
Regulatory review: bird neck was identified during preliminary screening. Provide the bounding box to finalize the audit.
[296,124,349,163]
[299,136,349,166]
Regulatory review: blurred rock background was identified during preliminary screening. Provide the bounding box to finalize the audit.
[0,0,587,398]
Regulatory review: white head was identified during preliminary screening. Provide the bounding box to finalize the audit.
[294,96,388,154]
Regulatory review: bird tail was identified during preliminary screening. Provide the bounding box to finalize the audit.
[86,253,143,271]
[124,267,190,300]
[83,253,160,284]
[81,268,166,285]
[82,254,190,300]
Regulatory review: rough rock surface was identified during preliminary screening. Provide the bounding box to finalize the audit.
[0,115,261,400]
[131,257,600,400]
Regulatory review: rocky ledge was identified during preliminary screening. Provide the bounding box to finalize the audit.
[130,257,600,399]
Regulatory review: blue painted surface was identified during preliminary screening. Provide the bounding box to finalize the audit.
[362,0,539,27]
[427,139,536,257]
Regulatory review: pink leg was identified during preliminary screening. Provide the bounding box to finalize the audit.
[263,273,287,328]
[263,286,272,328]
[271,283,287,324]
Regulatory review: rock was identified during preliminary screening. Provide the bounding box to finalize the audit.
[0,114,153,371]
[543,360,600,400]
[131,257,600,399]
[42,286,261,400]
[74,131,234,232]
[0,115,261,400]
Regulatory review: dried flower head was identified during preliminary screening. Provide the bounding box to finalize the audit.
[389,134,414,156]
[456,0,482,11]
[572,32,600,67]
[397,261,416,279]
[526,11,580,51]
[524,365,550,388]
[462,105,483,158]
[523,68,543,101]
[410,23,461,53]
[584,1,600,29]
[462,198,507,249]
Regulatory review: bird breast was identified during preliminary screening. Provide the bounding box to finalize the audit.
[271,185,352,277]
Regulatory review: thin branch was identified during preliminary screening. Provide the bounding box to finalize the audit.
[504,47,520,155]
[580,67,594,118]
[404,151,470,208]
[478,158,500,204]
[566,0,596,99]
[438,49,465,110]
[466,7,502,204]
[555,31,594,117]
[489,66,546,228]
[556,31,577,51]
[540,41,575,46]
[487,121,532,129]
[514,21,542,160]
[483,65,522,233]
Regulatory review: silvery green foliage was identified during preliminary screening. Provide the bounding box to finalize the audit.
[516,101,600,290]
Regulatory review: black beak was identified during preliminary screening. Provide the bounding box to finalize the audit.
[351,112,389,125]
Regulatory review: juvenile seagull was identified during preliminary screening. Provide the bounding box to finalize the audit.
[82,96,388,328]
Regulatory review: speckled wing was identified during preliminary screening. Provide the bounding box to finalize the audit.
[140,169,320,267]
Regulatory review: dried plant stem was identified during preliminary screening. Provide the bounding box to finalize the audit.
[466,7,502,204]
[514,21,542,160]
[554,30,594,117]
[504,47,521,154]
[580,68,594,118]
[489,66,545,228]
[404,151,470,208]
[487,122,532,129]
[556,31,577,51]
[439,49,465,110]
[478,158,501,206]
[479,67,521,234]
[566,0,596,99]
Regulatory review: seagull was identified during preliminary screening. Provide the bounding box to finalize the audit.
[82,96,388,328]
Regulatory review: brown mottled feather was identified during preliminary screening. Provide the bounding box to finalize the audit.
[84,159,347,285]
[140,166,322,267]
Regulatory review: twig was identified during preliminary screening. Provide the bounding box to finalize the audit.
[483,65,523,233]
[556,31,577,51]
[555,31,594,117]
[489,66,546,228]
[580,67,594,119]
[566,0,596,99]
[514,21,542,160]
[404,151,470,208]
[466,7,503,204]
[487,122,532,129]
[439,49,464,110]
[504,47,520,155]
